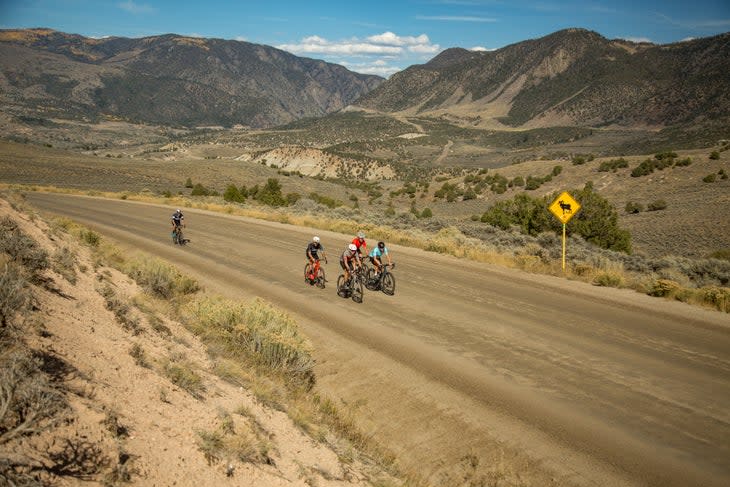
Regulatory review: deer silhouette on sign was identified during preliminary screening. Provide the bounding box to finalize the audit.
[558,200,572,215]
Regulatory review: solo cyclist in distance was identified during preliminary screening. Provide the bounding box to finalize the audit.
[171,209,185,243]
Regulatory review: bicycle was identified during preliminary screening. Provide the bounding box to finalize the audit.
[171,226,188,245]
[365,263,395,295]
[337,267,364,303]
[304,259,327,289]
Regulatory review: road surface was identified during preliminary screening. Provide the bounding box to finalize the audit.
[27,192,730,487]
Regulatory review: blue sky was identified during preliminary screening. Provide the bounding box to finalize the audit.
[2,0,729,76]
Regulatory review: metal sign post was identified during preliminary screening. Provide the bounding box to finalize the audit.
[548,191,581,271]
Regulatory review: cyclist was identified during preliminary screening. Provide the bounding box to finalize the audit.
[351,231,367,259]
[306,236,327,283]
[340,243,361,285]
[171,209,185,243]
[369,241,393,277]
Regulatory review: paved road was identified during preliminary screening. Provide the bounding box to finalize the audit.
[28,192,730,487]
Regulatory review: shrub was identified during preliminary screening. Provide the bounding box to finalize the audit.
[420,208,433,219]
[0,263,28,326]
[191,183,212,196]
[164,359,204,398]
[223,184,245,203]
[256,178,286,207]
[703,174,716,183]
[0,217,49,279]
[708,249,730,261]
[598,158,629,172]
[649,279,680,297]
[647,199,667,211]
[53,247,77,284]
[552,165,563,176]
[625,201,643,214]
[181,297,315,389]
[124,256,199,299]
[700,287,730,312]
[631,159,654,177]
[309,192,341,209]
[709,151,720,160]
[185,177,194,188]
[593,271,624,287]
[79,229,100,247]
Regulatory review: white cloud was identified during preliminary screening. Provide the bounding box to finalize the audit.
[621,36,654,44]
[469,46,494,52]
[277,31,439,57]
[118,1,156,14]
[367,32,431,46]
[341,60,401,77]
[277,31,441,77]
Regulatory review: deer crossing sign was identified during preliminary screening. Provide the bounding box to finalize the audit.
[549,191,581,224]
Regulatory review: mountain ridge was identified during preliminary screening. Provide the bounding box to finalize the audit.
[355,28,730,130]
[0,28,384,128]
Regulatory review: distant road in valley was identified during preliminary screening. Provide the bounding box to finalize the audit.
[28,192,730,487]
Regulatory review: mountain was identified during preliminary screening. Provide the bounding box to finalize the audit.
[0,28,383,128]
[355,28,730,130]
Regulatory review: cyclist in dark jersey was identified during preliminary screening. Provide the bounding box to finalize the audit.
[171,209,185,243]
[305,236,327,281]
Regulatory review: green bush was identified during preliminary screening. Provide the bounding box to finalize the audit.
[709,151,720,160]
[191,183,212,196]
[647,199,667,211]
[420,208,433,219]
[598,158,629,172]
[569,183,632,253]
[256,178,286,207]
[223,184,246,203]
[708,249,730,261]
[625,201,643,214]
[703,174,717,183]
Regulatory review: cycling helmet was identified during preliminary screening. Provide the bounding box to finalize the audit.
[357,231,365,239]
[378,241,385,249]
[348,243,357,252]
[313,236,320,243]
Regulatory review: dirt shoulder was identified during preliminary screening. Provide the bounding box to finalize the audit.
[0,195,392,486]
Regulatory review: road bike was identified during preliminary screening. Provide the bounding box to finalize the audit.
[171,226,189,245]
[304,259,326,289]
[365,263,395,295]
[337,267,364,303]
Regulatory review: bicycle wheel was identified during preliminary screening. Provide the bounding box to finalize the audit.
[304,263,312,283]
[381,272,395,295]
[364,267,378,291]
[178,231,187,245]
[316,267,326,289]
[336,275,347,298]
[351,276,364,303]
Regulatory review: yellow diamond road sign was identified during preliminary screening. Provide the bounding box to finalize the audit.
[549,191,581,224]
